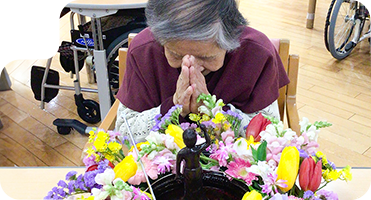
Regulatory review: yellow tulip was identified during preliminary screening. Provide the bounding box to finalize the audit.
[114,155,137,182]
[276,146,300,192]
[165,124,185,148]
[242,190,262,200]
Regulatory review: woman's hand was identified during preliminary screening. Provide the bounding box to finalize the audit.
[189,56,209,113]
[173,55,194,117]
[173,55,210,116]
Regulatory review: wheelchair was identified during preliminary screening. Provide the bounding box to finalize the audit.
[31,7,147,134]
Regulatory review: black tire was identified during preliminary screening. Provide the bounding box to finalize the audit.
[328,0,364,60]
[106,28,145,94]
[324,0,337,51]
[77,99,101,124]
[57,126,72,135]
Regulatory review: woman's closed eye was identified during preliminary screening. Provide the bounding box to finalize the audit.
[197,55,217,61]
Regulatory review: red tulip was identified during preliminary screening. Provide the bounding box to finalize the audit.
[299,157,322,192]
[245,113,271,142]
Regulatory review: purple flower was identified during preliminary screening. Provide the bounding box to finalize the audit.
[270,193,289,200]
[179,122,198,130]
[304,190,314,199]
[57,180,67,188]
[57,188,66,197]
[316,190,339,200]
[97,159,110,172]
[201,120,216,129]
[298,148,309,158]
[67,180,76,193]
[180,122,191,130]
[151,105,182,132]
[223,110,242,120]
[75,174,88,190]
[65,171,77,180]
[45,186,67,199]
[84,171,98,188]
[328,160,336,170]
[151,113,163,131]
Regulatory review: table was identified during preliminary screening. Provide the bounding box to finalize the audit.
[65,0,147,119]
[0,167,370,199]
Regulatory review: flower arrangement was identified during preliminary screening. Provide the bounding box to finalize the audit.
[45,94,352,200]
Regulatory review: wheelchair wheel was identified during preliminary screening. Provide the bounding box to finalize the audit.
[106,28,145,94]
[324,0,337,51]
[77,99,101,124]
[328,0,365,60]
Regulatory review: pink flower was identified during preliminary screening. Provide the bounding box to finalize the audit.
[128,155,158,185]
[132,186,151,200]
[261,173,287,196]
[225,158,257,185]
[221,130,235,144]
[107,130,121,140]
[153,149,176,174]
[83,154,97,167]
[210,142,234,167]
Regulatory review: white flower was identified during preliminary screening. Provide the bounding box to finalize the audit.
[95,168,115,185]
[305,125,320,141]
[147,150,159,160]
[145,131,164,145]
[275,121,285,134]
[260,125,277,141]
[92,188,110,200]
[264,124,278,135]
[246,161,275,180]
[299,117,310,133]
[283,129,296,141]
[164,134,178,150]
[296,135,305,146]
[198,105,211,116]
[232,138,253,160]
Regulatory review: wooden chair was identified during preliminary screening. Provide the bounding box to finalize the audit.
[98,35,301,134]
[271,39,300,134]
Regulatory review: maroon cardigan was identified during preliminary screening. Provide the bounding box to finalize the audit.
[116,27,290,116]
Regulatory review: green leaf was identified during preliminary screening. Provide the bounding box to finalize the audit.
[256,141,267,161]
[313,121,332,129]
[251,146,258,162]
[264,115,279,124]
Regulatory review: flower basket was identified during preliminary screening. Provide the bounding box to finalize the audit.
[46,94,352,200]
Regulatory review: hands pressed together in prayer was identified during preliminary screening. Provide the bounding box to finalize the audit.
[173,55,210,117]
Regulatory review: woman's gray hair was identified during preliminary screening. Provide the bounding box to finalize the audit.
[145,0,248,51]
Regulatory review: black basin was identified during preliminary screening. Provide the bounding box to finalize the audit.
[146,170,249,200]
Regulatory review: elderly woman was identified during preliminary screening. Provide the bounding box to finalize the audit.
[115,0,289,142]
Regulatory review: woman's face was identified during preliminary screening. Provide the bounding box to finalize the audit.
[164,40,227,75]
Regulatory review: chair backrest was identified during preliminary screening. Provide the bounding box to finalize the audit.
[270,39,300,134]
